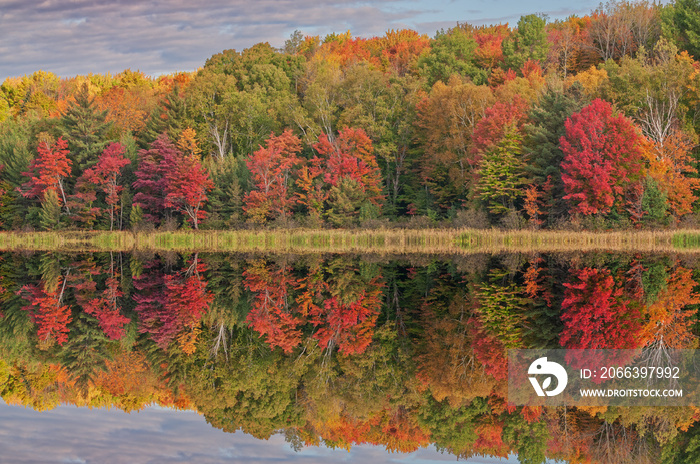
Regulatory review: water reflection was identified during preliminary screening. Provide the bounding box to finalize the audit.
[0,400,483,464]
[1,251,698,463]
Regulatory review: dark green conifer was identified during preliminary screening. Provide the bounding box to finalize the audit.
[60,82,112,176]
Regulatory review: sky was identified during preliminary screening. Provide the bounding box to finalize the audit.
[0,0,610,82]
[0,401,526,464]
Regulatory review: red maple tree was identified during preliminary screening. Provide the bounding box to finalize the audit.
[83,271,129,341]
[471,98,528,157]
[20,137,72,207]
[560,267,642,351]
[560,99,646,215]
[313,127,384,207]
[243,130,304,223]
[309,277,383,355]
[164,152,213,229]
[132,134,179,224]
[244,260,303,353]
[83,143,131,230]
[18,279,72,347]
[133,258,212,351]
[164,258,213,354]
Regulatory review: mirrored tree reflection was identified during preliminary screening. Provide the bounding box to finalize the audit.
[1,251,700,463]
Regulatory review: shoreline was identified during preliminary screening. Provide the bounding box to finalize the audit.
[1,229,699,253]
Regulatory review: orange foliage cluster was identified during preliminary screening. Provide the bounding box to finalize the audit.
[244,260,383,355]
[308,29,430,75]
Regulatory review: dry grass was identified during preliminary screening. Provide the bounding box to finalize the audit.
[461,229,692,253]
[0,229,698,254]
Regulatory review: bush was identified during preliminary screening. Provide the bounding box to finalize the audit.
[500,208,526,230]
[452,208,490,229]
[158,216,179,232]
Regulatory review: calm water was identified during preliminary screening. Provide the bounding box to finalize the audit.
[0,250,697,463]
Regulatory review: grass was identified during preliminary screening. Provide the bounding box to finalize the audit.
[1,228,700,253]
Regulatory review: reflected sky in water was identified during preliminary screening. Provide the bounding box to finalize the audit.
[0,400,520,464]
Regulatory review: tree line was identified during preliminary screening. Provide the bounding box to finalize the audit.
[3,0,700,230]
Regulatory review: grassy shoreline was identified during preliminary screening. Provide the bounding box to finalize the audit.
[1,229,700,253]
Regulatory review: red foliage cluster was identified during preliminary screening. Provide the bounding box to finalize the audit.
[132,134,179,223]
[244,261,383,355]
[560,99,645,215]
[18,280,72,346]
[20,137,72,203]
[471,97,529,157]
[133,259,213,350]
[560,267,642,352]
[244,261,304,353]
[243,130,303,222]
[313,127,384,206]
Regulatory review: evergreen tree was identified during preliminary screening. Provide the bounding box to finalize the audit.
[0,118,34,187]
[203,155,245,228]
[662,0,700,60]
[39,189,61,230]
[477,125,526,215]
[139,85,188,148]
[523,84,586,220]
[502,14,550,70]
[326,177,366,227]
[641,176,670,227]
[60,82,112,176]
[60,312,110,398]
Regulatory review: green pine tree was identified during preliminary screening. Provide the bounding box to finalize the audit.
[502,14,550,70]
[204,155,245,228]
[39,189,62,230]
[139,85,188,148]
[662,0,700,61]
[523,84,586,220]
[477,126,527,215]
[60,82,112,175]
[326,177,366,227]
[60,312,110,399]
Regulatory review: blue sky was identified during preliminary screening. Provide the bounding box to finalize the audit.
[0,401,524,463]
[0,0,612,81]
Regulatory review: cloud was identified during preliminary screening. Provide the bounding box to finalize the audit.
[0,401,521,464]
[0,0,424,80]
[3,0,659,81]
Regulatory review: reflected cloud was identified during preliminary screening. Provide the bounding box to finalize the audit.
[0,401,515,463]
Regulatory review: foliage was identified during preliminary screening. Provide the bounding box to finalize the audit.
[476,125,527,215]
[18,279,72,348]
[61,82,112,175]
[39,189,61,230]
[417,26,486,86]
[164,151,213,229]
[560,99,646,216]
[132,134,179,224]
[82,143,131,230]
[1,6,700,231]
[20,137,72,208]
[243,130,303,223]
[502,14,550,70]
[560,267,642,350]
[312,128,384,225]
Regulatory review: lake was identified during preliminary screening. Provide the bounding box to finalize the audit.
[0,250,696,463]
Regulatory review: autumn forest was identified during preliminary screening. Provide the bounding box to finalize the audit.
[4,1,700,231]
[7,1,700,464]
